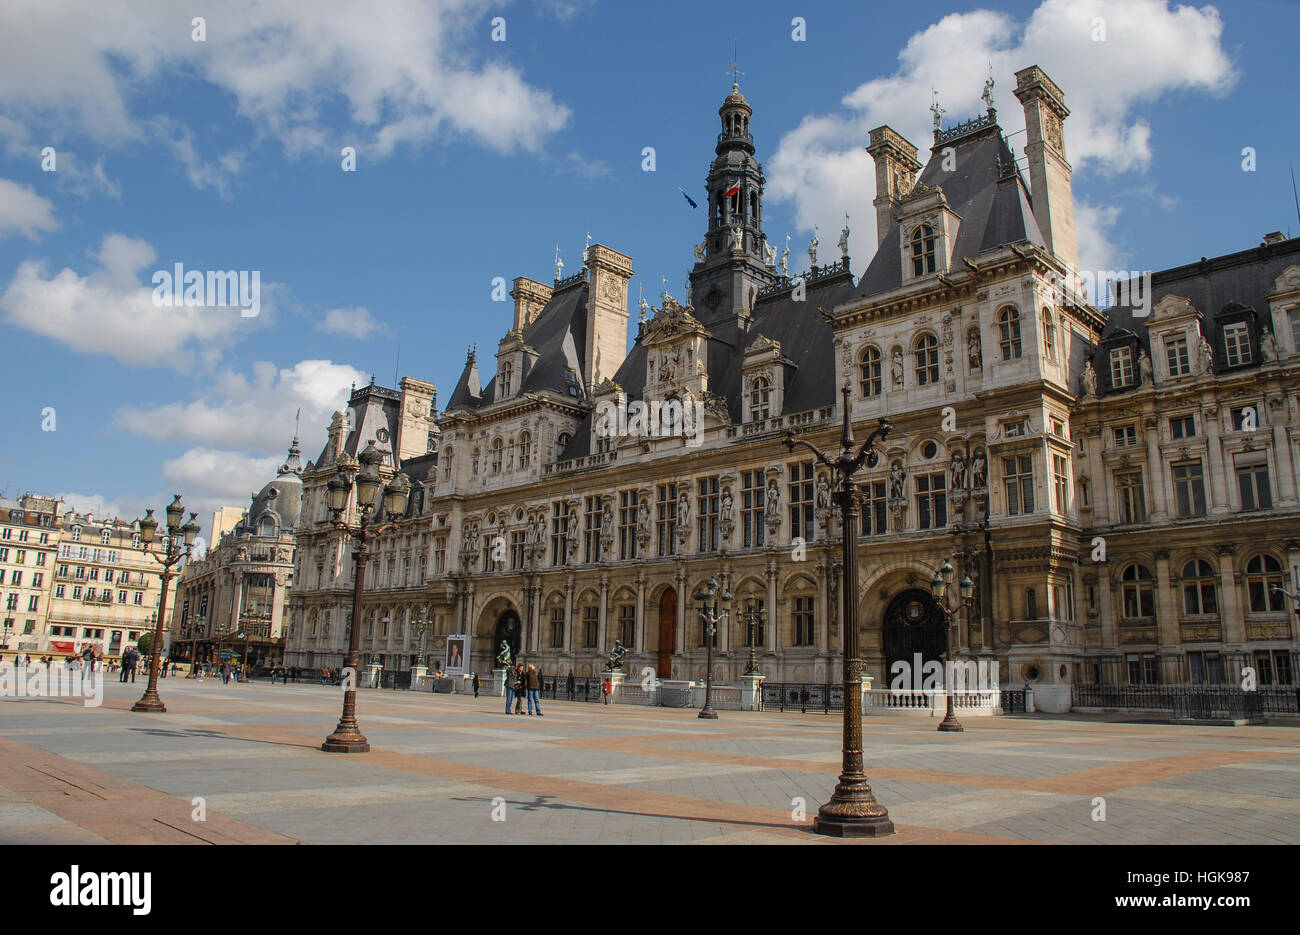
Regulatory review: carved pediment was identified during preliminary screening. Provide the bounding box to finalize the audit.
[1271,265,1300,295]
[642,299,706,344]
[593,378,622,398]
[1151,294,1199,321]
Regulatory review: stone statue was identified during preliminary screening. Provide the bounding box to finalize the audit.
[1262,326,1278,362]
[970,449,987,488]
[638,294,649,323]
[891,349,905,387]
[951,451,967,490]
[526,515,541,546]
[693,241,705,262]
[605,639,627,673]
[780,235,790,277]
[600,502,615,556]
[838,214,849,260]
[684,277,692,307]
[276,547,290,563]
[1081,359,1098,396]
[764,240,777,268]
[1197,336,1213,374]
[496,640,512,668]
[730,226,743,252]
[582,232,591,268]
[808,226,819,268]
[637,497,651,538]
[930,89,945,132]
[720,489,734,521]
[815,474,831,512]
[765,480,781,526]
[676,491,691,527]
[968,332,982,370]
[982,67,995,111]
[554,246,564,281]
[889,462,906,500]
[236,545,249,562]
[1138,348,1153,385]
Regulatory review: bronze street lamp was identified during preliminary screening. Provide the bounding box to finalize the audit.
[930,557,974,732]
[320,441,411,753]
[741,587,766,676]
[693,576,731,719]
[410,610,434,668]
[785,383,893,837]
[131,496,200,712]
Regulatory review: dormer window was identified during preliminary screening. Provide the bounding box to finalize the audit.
[500,362,513,397]
[749,376,771,421]
[910,225,937,277]
[998,306,1022,360]
[1109,347,1133,388]
[564,368,580,397]
[556,433,571,459]
[1165,335,1190,376]
[71,526,81,542]
[1223,322,1252,367]
[101,529,111,545]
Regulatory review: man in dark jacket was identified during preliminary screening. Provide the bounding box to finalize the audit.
[504,666,518,714]
[513,664,526,714]
[525,664,543,716]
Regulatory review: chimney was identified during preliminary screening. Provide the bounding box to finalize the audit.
[866,126,922,248]
[510,277,553,332]
[1014,66,1077,270]
[583,244,634,391]
[397,377,437,463]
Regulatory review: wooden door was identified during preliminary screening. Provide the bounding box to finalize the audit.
[657,588,676,678]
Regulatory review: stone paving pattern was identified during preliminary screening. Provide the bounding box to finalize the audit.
[2,678,1297,844]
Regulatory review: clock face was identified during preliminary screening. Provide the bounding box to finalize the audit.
[376,428,390,443]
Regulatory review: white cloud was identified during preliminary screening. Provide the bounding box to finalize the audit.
[52,492,139,525]
[0,0,571,171]
[1074,201,1126,277]
[318,307,390,340]
[114,359,366,456]
[0,178,57,239]
[0,233,270,368]
[768,0,1236,272]
[161,448,282,513]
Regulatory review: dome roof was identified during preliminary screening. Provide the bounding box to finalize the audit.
[245,436,304,535]
[720,82,750,113]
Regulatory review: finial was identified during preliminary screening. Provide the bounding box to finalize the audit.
[554,244,564,281]
[727,41,743,88]
[931,88,945,134]
[582,232,592,267]
[982,63,995,113]
[637,284,648,323]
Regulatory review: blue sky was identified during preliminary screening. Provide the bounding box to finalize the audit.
[0,0,1296,541]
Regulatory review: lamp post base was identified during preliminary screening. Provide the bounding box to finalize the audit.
[812,783,896,838]
[697,707,718,720]
[131,693,167,713]
[938,695,964,732]
[321,721,370,753]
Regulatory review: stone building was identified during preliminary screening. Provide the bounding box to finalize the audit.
[0,494,61,653]
[283,67,1299,708]
[172,436,301,668]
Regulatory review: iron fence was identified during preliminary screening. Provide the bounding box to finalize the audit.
[760,682,845,714]
[541,675,606,703]
[1000,689,1026,714]
[1072,684,1297,716]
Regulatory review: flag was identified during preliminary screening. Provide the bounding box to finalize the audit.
[723,180,741,197]
[678,187,699,210]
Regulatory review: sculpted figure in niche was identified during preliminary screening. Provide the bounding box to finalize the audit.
[968,332,982,370]
[889,462,906,500]
[1081,359,1098,396]
[891,350,905,387]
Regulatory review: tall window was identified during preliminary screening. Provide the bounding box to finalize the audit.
[697,477,720,552]
[510,531,526,570]
[1290,309,1300,353]
[1246,555,1285,612]
[618,605,635,647]
[1121,564,1154,618]
[583,496,602,563]
[1165,335,1190,377]
[1169,415,1196,439]
[1041,311,1055,362]
[1109,347,1133,387]
[443,448,454,483]
[582,605,598,648]
[1223,322,1251,367]
[518,432,531,469]
[1115,471,1147,524]
[1182,560,1218,616]
[1236,457,1272,511]
[1113,425,1138,448]
[858,480,888,536]
[749,377,771,421]
[793,595,815,646]
[788,462,816,541]
[618,490,638,560]
[859,346,882,398]
[910,225,936,276]
[741,470,766,548]
[999,307,1022,360]
[500,362,513,396]
[1172,461,1206,518]
[743,597,766,646]
[433,537,446,574]
[656,484,677,557]
[550,607,564,648]
[1188,650,1224,685]
[551,501,571,566]
[1004,456,1034,515]
[915,471,947,529]
[914,334,939,385]
[1025,588,1038,620]
[490,439,503,474]
[1052,455,1070,513]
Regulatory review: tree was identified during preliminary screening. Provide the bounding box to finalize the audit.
[136,632,154,657]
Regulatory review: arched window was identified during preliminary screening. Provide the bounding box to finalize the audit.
[999,306,1022,360]
[1181,559,1218,615]
[259,517,275,538]
[442,447,454,483]
[556,433,571,459]
[749,376,771,421]
[490,439,504,473]
[518,432,531,469]
[1246,555,1285,612]
[1121,564,1154,618]
[500,362,513,397]
[859,346,882,398]
[749,191,758,219]
[101,529,112,545]
[1041,310,1056,362]
[914,333,939,386]
[71,526,81,542]
[910,225,937,276]
[1026,588,1039,619]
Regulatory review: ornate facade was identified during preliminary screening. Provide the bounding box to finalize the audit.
[283,67,1299,709]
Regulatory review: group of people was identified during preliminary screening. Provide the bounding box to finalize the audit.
[0,649,179,679]
[504,663,543,716]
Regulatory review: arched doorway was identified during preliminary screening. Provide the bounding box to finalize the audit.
[881,589,946,684]
[493,609,522,665]
[657,588,677,678]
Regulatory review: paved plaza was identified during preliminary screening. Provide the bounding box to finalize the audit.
[1,678,1297,845]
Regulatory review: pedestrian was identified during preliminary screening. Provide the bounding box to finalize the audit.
[504,665,519,715]
[513,663,526,714]
[526,664,543,716]
[566,670,575,700]
[160,656,168,678]
[472,672,481,698]
[221,660,231,684]
[127,648,139,683]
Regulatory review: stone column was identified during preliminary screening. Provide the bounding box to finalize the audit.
[1217,544,1245,646]
[634,570,646,653]
[598,573,609,655]
[1096,568,1116,650]
[563,576,574,654]
[675,563,688,672]
[1143,416,1168,521]
[1270,399,1297,505]
[814,560,828,655]
[1204,406,1230,514]
[766,559,778,653]
[1153,550,1179,648]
